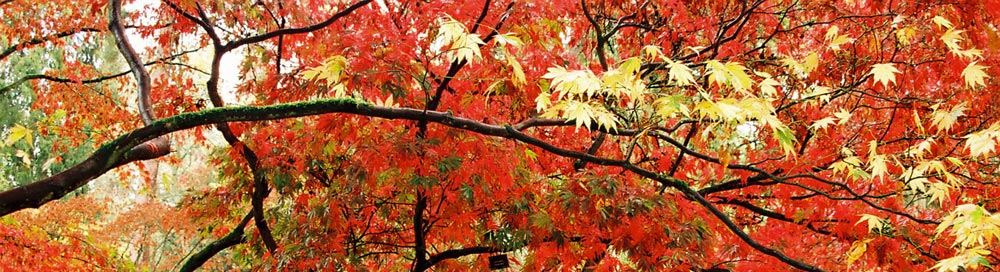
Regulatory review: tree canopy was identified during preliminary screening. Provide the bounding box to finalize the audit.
[2,0,1000,270]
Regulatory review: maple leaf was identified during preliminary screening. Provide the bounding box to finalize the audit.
[666,59,696,86]
[757,76,780,98]
[856,214,887,232]
[642,45,665,61]
[833,109,852,125]
[12,1,1000,271]
[868,63,901,88]
[810,117,837,131]
[802,52,819,74]
[3,124,31,147]
[964,129,998,158]
[435,16,485,63]
[932,16,954,29]
[825,25,854,50]
[930,103,967,132]
[846,239,871,266]
[961,62,989,88]
[941,28,966,51]
[494,33,524,47]
[507,55,526,87]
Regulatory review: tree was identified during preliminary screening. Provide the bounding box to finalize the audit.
[1,0,999,270]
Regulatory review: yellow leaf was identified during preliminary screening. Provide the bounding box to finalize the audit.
[869,155,888,180]
[562,100,593,129]
[856,214,886,232]
[927,182,951,205]
[932,15,953,29]
[666,59,696,86]
[618,57,642,77]
[494,32,523,47]
[901,166,928,192]
[542,66,602,100]
[828,34,854,50]
[964,129,997,158]
[781,57,802,74]
[436,17,485,63]
[773,126,798,155]
[930,103,967,132]
[3,124,28,147]
[725,62,754,93]
[953,48,983,60]
[654,95,690,118]
[705,60,729,87]
[375,94,397,107]
[802,52,819,74]
[14,149,30,167]
[846,239,870,266]
[810,117,837,131]
[896,27,916,45]
[868,63,901,88]
[941,28,965,50]
[962,62,989,88]
[825,26,854,50]
[906,138,935,158]
[705,60,754,92]
[535,91,551,112]
[449,33,485,63]
[507,55,526,87]
[824,25,841,41]
[302,56,348,85]
[758,77,780,98]
[642,45,664,61]
[715,99,743,122]
[834,109,852,125]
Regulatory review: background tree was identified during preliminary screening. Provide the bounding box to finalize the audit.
[2,0,999,271]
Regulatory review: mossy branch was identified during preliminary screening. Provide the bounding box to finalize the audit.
[0,98,370,216]
[0,97,820,271]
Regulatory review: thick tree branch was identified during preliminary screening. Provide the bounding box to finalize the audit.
[109,0,172,164]
[0,97,824,270]
[179,211,253,272]
[110,0,155,124]
[420,246,502,270]
[411,192,429,271]
[0,98,370,217]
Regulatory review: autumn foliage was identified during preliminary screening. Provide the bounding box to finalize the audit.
[2,0,1000,271]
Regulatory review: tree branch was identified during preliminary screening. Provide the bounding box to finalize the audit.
[110,0,154,124]
[421,246,502,270]
[0,98,824,270]
[179,211,253,272]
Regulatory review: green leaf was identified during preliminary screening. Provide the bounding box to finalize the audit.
[773,126,797,155]
[524,148,537,161]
